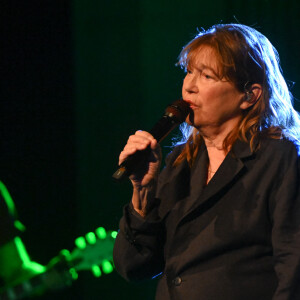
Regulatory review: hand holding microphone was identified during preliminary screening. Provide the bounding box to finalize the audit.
[118,130,161,188]
[112,99,190,182]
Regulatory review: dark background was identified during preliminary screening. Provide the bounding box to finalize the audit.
[1,0,300,299]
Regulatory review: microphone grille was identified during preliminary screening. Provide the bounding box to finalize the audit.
[165,99,190,123]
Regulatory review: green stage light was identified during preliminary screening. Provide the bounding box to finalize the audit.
[14,220,26,232]
[60,249,71,260]
[75,236,86,249]
[86,232,97,244]
[111,231,118,239]
[101,259,113,274]
[69,267,78,280]
[95,227,107,239]
[91,265,102,277]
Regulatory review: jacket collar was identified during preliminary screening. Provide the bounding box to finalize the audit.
[231,138,255,159]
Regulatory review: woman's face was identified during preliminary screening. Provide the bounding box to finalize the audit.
[182,47,246,132]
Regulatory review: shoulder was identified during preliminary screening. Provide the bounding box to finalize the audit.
[260,137,299,157]
[258,137,300,170]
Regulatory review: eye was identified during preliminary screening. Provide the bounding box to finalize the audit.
[202,72,215,80]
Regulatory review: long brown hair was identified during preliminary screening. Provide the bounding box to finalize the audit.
[174,24,300,167]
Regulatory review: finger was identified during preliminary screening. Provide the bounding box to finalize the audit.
[150,138,159,150]
[125,133,155,154]
[119,131,157,165]
[123,137,151,151]
[119,144,149,165]
[119,149,135,165]
[134,130,156,141]
[127,134,152,146]
[134,131,158,151]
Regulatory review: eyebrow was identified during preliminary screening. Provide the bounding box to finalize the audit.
[193,64,220,77]
[195,64,216,72]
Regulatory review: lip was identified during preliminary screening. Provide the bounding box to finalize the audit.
[183,99,198,109]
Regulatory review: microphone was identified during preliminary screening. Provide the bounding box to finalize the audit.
[112,99,190,181]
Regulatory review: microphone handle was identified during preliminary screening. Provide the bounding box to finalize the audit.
[112,116,178,181]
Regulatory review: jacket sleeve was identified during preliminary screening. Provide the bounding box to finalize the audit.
[113,146,184,282]
[270,143,300,299]
[113,202,165,281]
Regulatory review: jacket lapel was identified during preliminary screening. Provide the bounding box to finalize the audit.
[157,158,191,219]
[178,139,254,225]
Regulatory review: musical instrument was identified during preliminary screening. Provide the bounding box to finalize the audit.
[0,227,116,300]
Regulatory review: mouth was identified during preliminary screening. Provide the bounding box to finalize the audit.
[183,99,198,110]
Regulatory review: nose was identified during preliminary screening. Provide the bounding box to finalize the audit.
[183,74,198,94]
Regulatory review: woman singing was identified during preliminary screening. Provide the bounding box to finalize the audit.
[113,23,300,300]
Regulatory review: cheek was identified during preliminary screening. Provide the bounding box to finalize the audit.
[205,87,242,108]
[181,78,188,93]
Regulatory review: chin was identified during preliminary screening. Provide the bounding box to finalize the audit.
[186,113,203,128]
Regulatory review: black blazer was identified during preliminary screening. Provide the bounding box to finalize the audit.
[113,138,300,300]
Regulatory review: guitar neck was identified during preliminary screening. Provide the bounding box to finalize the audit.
[0,228,116,300]
[0,265,73,300]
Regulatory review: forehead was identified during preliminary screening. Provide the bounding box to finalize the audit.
[189,46,220,72]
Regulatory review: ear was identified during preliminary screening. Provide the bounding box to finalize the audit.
[240,83,262,110]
